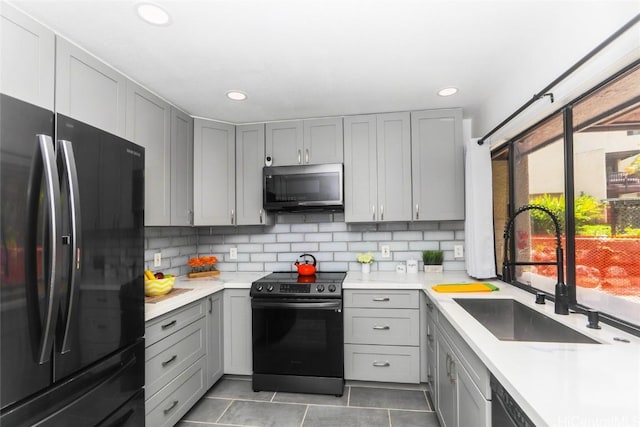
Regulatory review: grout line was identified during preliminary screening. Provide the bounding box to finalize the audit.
[214,399,234,424]
[300,404,310,427]
[388,408,392,427]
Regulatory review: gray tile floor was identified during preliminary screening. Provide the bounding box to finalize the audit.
[178,376,441,427]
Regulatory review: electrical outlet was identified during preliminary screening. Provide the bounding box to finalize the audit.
[229,247,238,260]
[454,244,464,258]
[381,245,391,258]
[153,252,162,267]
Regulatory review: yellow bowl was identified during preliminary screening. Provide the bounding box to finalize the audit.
[144,277,175,297]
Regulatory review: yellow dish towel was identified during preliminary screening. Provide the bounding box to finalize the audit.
[432,282,499,293]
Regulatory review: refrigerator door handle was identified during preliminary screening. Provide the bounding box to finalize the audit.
[25,134,63,364]
[57,139,82,354]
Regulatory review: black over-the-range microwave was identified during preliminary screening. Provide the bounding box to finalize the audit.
[263,163,344,212]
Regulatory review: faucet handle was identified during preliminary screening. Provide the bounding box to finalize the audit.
[535,292,546,305]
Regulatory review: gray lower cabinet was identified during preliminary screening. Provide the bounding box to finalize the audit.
[193,118,236,225]
[344,113,412,222]
[55,36,127,137]
[427,295,491,427]
[223,289,252,375]
[145,299,208,426]
[343,290,420,383]
[0,3,55,110]
[411,109,464,221]
[206,293,224,388]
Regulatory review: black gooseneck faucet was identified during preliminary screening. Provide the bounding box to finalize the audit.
[503,204,569,315]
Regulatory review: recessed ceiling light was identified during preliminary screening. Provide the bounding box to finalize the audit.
[135,2,171,26]
[226,90,248,101]
[437,87,458,97]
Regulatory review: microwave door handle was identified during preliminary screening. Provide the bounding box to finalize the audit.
[57,139,81,354]
[26,135,63,364]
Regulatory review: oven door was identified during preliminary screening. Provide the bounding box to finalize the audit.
[252,298,343,378]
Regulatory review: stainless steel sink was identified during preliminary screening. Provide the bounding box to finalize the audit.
[454,298,599,344]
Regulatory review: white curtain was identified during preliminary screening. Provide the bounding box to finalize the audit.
[464,137,497,279]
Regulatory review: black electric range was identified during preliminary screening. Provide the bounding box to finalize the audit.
[250,272,346,299]
[250,271,346,396]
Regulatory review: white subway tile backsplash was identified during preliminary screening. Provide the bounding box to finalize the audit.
[148,220,465,274]
[291,242,320,252]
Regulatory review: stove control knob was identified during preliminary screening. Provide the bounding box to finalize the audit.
[266,284,274,292]
[316,284,325,293]
[328,284,337,293]
[255,284,264,292]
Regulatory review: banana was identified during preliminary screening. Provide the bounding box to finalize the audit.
[144,270,155,280]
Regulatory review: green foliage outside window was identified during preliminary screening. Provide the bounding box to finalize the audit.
[529,193,604,235]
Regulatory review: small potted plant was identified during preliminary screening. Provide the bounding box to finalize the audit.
[422,250,444,273]
[357,252,374,274]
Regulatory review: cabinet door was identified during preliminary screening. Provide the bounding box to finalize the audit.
[265,121,303,166]
[236,124,269,225]
[56,37,126,137]
[125,82,171,225]
[436,333,457,427]
[0,3,55,109]
[411,109,464,221]
[193,119,235,225]
[171,107,194,226]
[223,289,252,375]
[344,115,378,222]
[457,361,491,427]
[206,293,224,389]
[376,112,412,222]
[303,118,343,164]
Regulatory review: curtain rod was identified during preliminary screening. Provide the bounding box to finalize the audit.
[478,13,640,146]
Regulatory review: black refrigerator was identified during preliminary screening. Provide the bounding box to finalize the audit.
[0,94,145,426]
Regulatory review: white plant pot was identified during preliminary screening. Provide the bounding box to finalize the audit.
[424,265,443,273]
[361,263,371,274]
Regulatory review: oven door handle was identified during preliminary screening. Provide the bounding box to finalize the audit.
[251,300,342,310]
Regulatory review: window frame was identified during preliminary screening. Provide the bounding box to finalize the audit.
[494,59,640,337]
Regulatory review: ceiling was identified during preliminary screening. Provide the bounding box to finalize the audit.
[10,0,640,135]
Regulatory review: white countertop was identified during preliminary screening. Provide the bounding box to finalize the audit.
[145,270,640,426]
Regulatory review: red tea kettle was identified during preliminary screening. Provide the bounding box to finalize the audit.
[294,253,317,276]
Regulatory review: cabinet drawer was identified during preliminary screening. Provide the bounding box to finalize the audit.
[344,308,419,346]
[145,356,206,427]
[344,290,419,309]
[344,344,420,383]
[145,317,206,397]
[146,300,205,347]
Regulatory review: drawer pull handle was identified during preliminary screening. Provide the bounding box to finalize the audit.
[161,355,177,367]
[373,361,390,367]
[373,325,390,330]
[163,400,179,415]
[372,297,390,302]
[161,320,177,330]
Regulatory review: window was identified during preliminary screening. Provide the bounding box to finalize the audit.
[494,62,640,331]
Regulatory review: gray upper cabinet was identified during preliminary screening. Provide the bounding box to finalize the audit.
[344,115,378,222]
[376,112,412,221]
[56,37,127,137]
[236,124,269,225]
[171,107,194,226]
[344,113,412,222]
[125,82,171,226]
[193,119,236,226]
[411,109,464,221]
[0,3,55,109]
[266,118,343,166]
[302,118,343,164]
[265,121,303,166]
